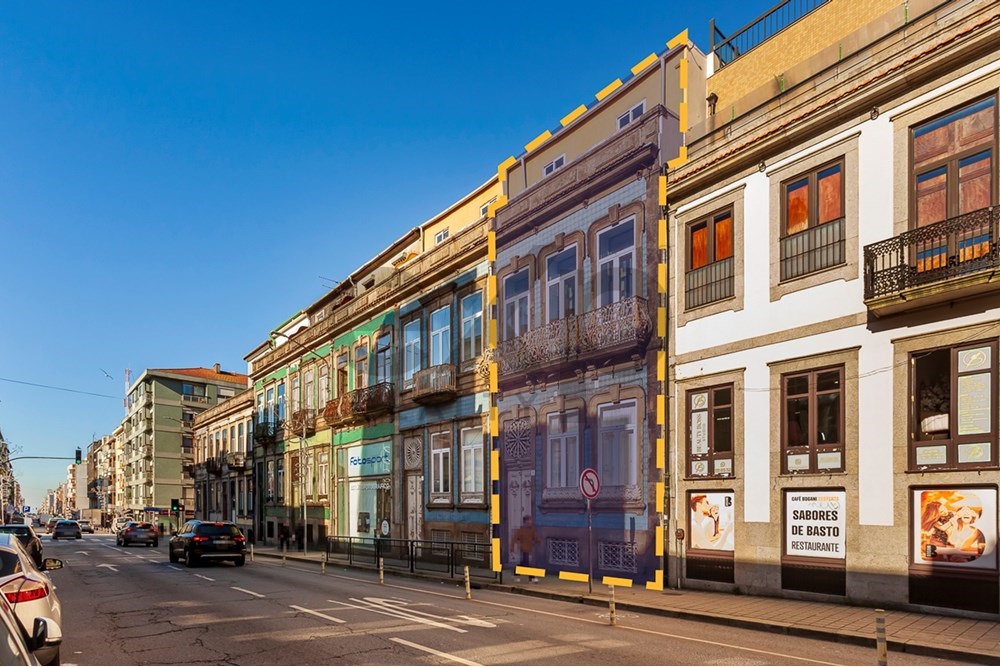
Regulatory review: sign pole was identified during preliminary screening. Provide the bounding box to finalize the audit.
[587,497,593,594]
[580,467,600,595]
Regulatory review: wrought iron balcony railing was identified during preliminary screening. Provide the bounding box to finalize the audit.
[285,408,317,436]
[496,296,652,377]
[251,410,283,444]
[864,207,999,304]
[323,382,395,425]
[411,364,457,404]
[685,257,734,309]
[780,217,845,281]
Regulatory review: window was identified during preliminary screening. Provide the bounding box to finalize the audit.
[266,460,275,502]
[256,391,264,420]
[782,367,844,474]
[317,451,329,497]
[403,319,422,386]
[245,419,252,453]
[430,430,452,499]
[336,353,349,397]
[355,345,368,389]
[598,219,635,306]
[780,160,845,280]
[375,333,391,383]
[617,101,645,130]
[597,401,637,487]
[546,246,577,322]
[460,427,484,496]
[461,292,483,362]
[913,97,995,227]
[304,369,314,410]
[687,385,733,477]
[435,228,450,244]
[503,268,530,340]
[291,376,300,413]
[480,198,496,217]
[686,209,734,308]
[183,383,205,397]
[237,422,244,451]
[265,387,275,422]
[546,410,579,488]
[319,364,330,406]
[276,382,286,421]
[276,459,284,502]
[543,154,565,177]
[911,341,997,470]
[430,306,451,366]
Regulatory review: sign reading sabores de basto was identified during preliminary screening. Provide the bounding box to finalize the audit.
[785,491,846,559]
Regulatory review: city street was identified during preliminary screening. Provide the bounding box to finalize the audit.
[42,534,964,666]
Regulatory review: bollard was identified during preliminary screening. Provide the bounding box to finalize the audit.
[250,544,254,563]
[609,584,616,626]
[464,565,471,600]
[282,543,287,566]
[321,560,326,575]
[379,557,384,584]
[875,608,887,666]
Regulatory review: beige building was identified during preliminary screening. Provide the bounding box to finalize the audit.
[668,0,999,615]
[192,390,254,537]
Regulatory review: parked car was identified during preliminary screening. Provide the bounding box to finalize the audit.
[0,592,61,666]
[169,521,246,567]
[117,522,158,547]
[49,521,81,541]
[77,520,94,534]
[0,534,63,665]
[0,526,43,568]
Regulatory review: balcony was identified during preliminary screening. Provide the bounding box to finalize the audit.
[411,364,457,404]
[227,452,245,468]
[323,382,395,426]
[182,394,209,405]
[864,207,1000,317]
[496,296,652,378]
[252,411,283,445]
[285,408,317,436]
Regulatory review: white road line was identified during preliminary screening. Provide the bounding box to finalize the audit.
[289,604,346,624]
[232,587,265,598]
[389,637,482,666]
[195,574,215,581]
[167,565,182,571]
[328,598,466,633]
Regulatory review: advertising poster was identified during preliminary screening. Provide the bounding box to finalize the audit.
[689,491,735,551]
[913,487,997,570]
[785,490,846,559]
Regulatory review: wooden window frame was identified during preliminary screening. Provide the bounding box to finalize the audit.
[781,366,845,474]
[686,384,734,478]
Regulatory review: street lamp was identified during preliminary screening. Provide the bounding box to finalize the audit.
[269,330,329,558]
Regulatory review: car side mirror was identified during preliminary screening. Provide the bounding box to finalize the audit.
[29,616,62,651]
[41,558,63,572]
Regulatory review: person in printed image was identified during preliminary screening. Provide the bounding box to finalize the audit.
[947,503,986,556]
[690,494,728,549]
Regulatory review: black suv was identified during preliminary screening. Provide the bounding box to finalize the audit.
[169,521,246,567]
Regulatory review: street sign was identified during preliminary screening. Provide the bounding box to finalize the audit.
[580,468,600,500]
[21,506,30,514]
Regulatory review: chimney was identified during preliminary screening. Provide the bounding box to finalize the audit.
[213,363,221,373]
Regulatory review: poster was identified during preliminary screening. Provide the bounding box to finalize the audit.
[913,487,997,570]
[689,491,734,551]
[785,490,845,559]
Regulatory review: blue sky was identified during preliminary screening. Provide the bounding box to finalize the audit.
[1,1,765,507]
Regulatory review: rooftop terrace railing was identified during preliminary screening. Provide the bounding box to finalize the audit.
[710,0,830,67]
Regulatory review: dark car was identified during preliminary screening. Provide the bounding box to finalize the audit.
[0,526,43,568]
[43,518,62,535]
[169,521,246,567]
[50,521,81,541]
[117,522,158,547]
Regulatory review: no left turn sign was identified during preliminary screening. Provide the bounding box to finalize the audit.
[580,468,600,500]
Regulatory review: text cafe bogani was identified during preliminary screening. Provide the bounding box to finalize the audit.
[346,442,391,478]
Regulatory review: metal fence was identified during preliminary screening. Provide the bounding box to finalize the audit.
[325,536,498,581]
[710,0,830,67]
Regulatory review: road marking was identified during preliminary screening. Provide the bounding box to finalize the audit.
[75,551,89,556]
[167,566,182,571]
[195,574,215,581]
[289,604,345,624]
[96,564,119,572]
[389,637,482,666]
[232,587,265,598]
[327,598,466,633]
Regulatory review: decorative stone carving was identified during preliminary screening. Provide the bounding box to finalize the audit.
[504,418,532,460]
[404,437,422,470]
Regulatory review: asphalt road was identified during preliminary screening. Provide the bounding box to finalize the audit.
[41,533,964,666]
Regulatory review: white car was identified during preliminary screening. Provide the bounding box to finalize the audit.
[0,534,63,665]
[111,517,133,535]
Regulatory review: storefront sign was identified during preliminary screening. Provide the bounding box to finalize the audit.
[689,491,735,551]
[347,442,391,477]
[913,487,997,570]
[785,490,845,559]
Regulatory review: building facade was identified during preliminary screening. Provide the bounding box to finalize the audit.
[192,389,254,537]
[668,0,999,614]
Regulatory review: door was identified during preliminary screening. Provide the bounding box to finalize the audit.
[406,474,423,541]
[506,469,534,563]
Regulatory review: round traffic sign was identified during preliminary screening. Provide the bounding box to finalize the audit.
[580,468,600,499]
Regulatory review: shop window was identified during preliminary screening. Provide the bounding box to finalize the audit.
[687,385,733,477]
[782,367,844,474]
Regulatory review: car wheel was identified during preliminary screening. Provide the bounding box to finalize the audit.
[152,541,158,548]
[234,556,245,567]
[169,548,179,563]
[51,536,57,541]
[185,548,198,567]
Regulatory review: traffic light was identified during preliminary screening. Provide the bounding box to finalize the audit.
[171,498,180,512]
[74,448,82,464]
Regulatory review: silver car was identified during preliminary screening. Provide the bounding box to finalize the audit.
[50,521,81,541]
[0,534,63,665]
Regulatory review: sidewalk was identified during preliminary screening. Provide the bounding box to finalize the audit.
[248,543,998,665]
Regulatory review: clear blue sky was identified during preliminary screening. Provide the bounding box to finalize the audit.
[1,1,765,508]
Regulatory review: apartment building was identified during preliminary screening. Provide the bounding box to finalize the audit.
[119,366,249,528]
[667,0,999,614]
[490,34,703,583]
[192,389,254,536]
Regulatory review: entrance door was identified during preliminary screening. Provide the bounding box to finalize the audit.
[506,469,534,563]
[406,474,423,541]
